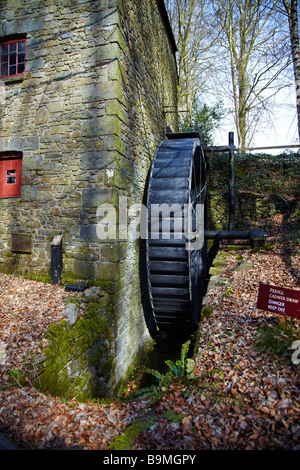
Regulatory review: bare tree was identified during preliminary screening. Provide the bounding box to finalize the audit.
[165,0,218,116]
[272,0,300,141]
[213,0,291,150]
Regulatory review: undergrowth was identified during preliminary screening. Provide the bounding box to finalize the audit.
[107,415,157,450]
[108,340,196,450]
[255,318,300,365]
[125,340,195,406]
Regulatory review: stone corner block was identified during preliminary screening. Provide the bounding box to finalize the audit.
[20,185,38,202]
[80,225,99,243]
[82,187,114,207]
[22,155,44,171]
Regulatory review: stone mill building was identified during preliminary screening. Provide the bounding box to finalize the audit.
[0,0,178,397]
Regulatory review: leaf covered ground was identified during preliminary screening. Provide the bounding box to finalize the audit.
[0,227,299,451]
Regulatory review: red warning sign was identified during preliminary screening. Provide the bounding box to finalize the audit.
[257,284,300,319]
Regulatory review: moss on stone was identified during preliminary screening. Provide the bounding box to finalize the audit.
[234,261,253,271]
[35,275,52,283]
[226,245,250,251]
[200,306,213,320]
[35,295,115,400]
[114,337,154,400]
[213,261,227,267]
[250,247,261,254]
[263,242,274,251]
[209,267,224,276]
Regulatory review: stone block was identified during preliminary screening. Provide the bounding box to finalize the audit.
[35,106,50,125]
[81,116,121,137]
[20,185,38,202]
[79,151,115,170]
[80,225,99,243]
[106,99,127,123]
[103,135,124,153]
[235,261,253,271]
[64,303,79,326]
[82,286,103,300]
[22,155,44,171]
[26,58,45,72]
[82,187,114,207]
[73,259,98,279]
[82,81,121,102]
[23,136,40,151]
[98,262,117,282]
[0,136,40,152]
[47,101,65,113]
[20,17,44,33]
[83,43,119,64]
[60,31,74,40]
[101,243,117,262]
[21,171,31,185]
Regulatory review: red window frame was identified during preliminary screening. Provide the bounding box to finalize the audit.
[0,153,22,197]
[0,38,26,79]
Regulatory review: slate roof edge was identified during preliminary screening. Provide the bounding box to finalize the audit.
[155,0,178,53]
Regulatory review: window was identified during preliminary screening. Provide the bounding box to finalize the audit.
[0,38,26,79]
[0,154,22,197]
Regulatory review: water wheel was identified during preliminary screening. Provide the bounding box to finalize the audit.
[146,129,208,333]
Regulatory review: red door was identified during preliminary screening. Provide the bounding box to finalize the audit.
[0,157,22,197]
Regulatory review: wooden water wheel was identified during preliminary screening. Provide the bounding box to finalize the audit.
[146,129,208,332]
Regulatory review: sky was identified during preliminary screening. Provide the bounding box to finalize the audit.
[212,86,299,155]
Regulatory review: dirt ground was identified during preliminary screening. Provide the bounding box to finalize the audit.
[0,226,299,451]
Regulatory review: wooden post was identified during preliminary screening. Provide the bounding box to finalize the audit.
[228,132,235,231]
[51,235,63,284]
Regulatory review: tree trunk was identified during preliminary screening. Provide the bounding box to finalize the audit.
[284,0,300,142]
[216,0,290,151]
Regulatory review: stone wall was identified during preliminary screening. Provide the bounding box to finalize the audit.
[206,152,300,232]
[34,289,115,401]
[0,0,178,397]
[0,0,124,279]
[113,0,178,382]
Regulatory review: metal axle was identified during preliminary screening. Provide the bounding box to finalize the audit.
[205,229,265,243]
